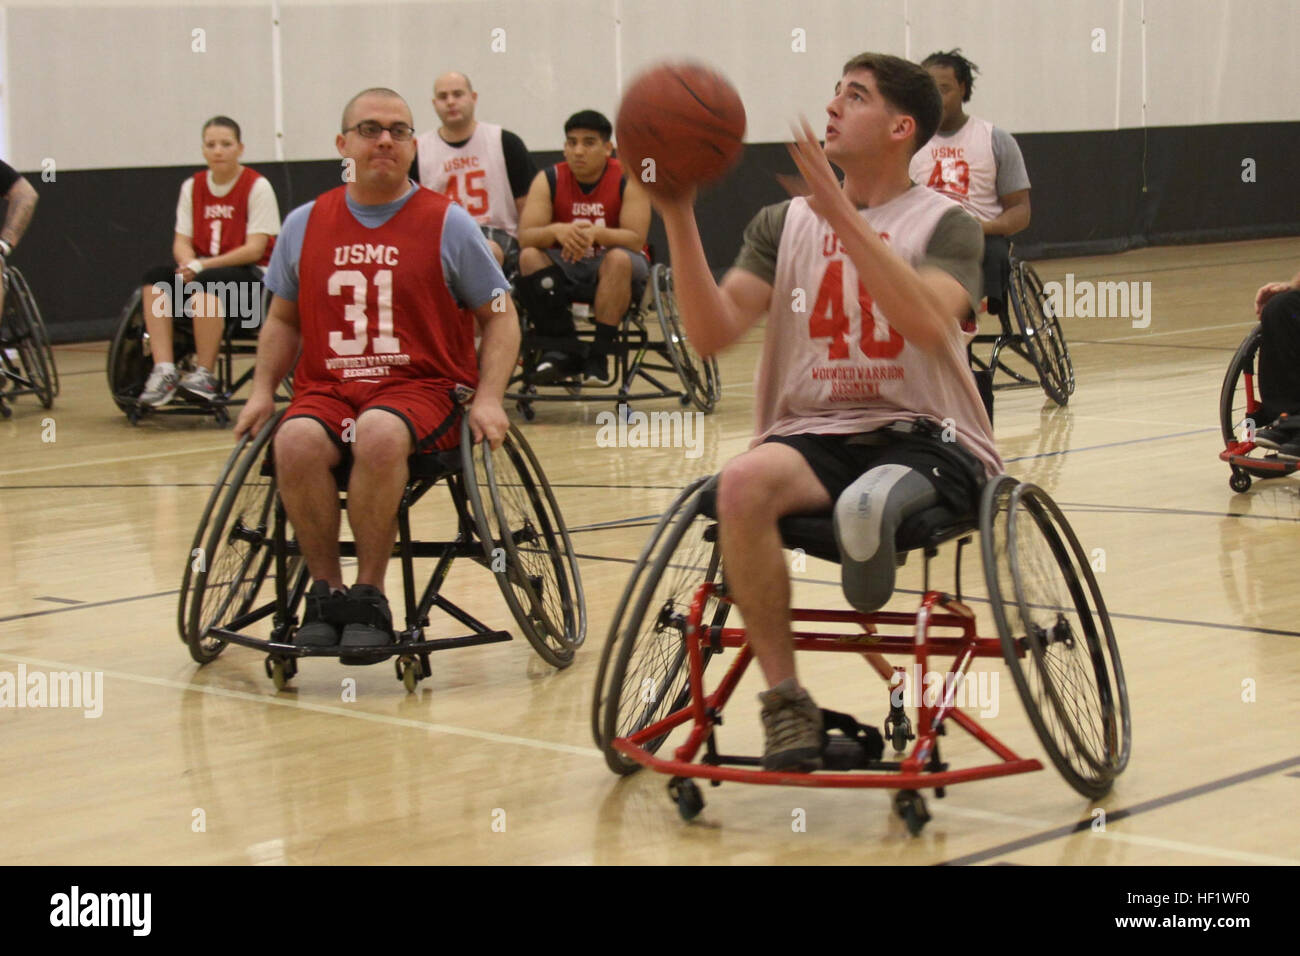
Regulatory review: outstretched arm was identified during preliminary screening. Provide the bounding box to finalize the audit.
[1,177,38,251]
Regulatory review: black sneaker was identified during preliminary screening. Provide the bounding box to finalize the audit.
[293,580,345,647]
[1253,413,1300,450]
[339,584,395,661]
[532,351,575,385]
[583,354,609,385]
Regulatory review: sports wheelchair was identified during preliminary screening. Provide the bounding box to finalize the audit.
[178,409,585,690]
[0,264,58,418]
[970,251,1075,407]
[592,470,1129,834]
[107,282,290,426]
[1219,324,1299,491]
[507,262,720,418]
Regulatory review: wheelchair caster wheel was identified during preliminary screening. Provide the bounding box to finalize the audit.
[265,655,296,690]
[397,656,422,693]
[894,789,930,836]
[668,777,704,821]
[1229,470,1251,493]
[890,716,913,754]
[127,408,141,426]
[517,401,535,422]
[213,406,230,427]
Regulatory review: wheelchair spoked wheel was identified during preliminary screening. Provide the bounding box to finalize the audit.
[464,421,586,668]
[982,477,1130,798]
[107,292,197,418]
[590,475,713,749]
[1010,261,1074,406]
[597,477,729,775]
[650,264,721,413]
[6,267,58,399]
[183,412,285,664]
[1,270,55,409]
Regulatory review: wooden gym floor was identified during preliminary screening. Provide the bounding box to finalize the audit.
[1,237,1297,865]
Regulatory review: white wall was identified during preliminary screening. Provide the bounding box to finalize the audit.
[7,0,1299,171]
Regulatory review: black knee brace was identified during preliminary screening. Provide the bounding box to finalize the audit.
[516,266,574,337]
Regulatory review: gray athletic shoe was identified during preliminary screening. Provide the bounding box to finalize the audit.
[138,365,179,407]
[759,678,824,771]
[178,367,220,404]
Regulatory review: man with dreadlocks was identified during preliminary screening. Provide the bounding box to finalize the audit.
[909,49,1030,317]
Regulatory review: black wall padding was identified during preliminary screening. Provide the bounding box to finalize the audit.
[13,122,1299,342]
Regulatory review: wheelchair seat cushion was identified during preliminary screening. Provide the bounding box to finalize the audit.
[696,483,975,565]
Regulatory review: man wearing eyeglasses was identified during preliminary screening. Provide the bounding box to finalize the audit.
[234,87,519,655]
[414,71,535,276]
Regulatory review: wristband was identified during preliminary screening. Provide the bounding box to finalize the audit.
[0,240,12,259]
[186,259,203,274]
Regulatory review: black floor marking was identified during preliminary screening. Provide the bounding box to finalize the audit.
[0,587,180,624]
[938,754,1300,866]
[1003,427,1218,463]
[34,596,84,605]
[1068,339,1237,352]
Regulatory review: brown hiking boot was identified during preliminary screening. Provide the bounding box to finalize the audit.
[759,678,824,771]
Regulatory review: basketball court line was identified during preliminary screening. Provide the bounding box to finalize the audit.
[1087,321,1254,343]
[1003,427,1218,462]
[1068,339,1235,352]
[3,643,1294,865]
[0,650,602,760]
[938,754,1300,866]
[1036,252,1297,282]
[0,443,233,478]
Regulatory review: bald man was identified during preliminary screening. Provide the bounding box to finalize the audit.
[414,71,535,271]
[235,87,518,655]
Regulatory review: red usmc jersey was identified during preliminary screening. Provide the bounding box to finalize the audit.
[295,186,478,392]
[551,158,624,257]
[192,168,275,266]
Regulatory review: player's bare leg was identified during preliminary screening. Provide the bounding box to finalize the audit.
[347,409,413,589]
[141,283,175,365]
[486,239,505,267]
[189,291,225,372]
[274,418,344,588]
[594,248,632,326]
[715,443,831,687]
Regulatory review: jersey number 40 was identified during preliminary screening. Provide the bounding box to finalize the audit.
[809,260,904,360]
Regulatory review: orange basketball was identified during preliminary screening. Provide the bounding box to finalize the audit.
[615,62,746,196]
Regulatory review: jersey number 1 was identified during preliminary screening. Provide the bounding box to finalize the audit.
[809,260,904,360]
[327,269,401,355]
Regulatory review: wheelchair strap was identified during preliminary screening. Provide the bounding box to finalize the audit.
[820,708,884,761]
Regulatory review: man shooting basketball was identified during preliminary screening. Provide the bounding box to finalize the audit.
[650,53,1000,771]
[235,87,518,656]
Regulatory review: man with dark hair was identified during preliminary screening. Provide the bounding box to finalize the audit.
[413,71,535,273]
[910,49,1030,315]
[515,109,651,384]
[235,87,518,655]
[650,53,996,770]
[0,158,39,318]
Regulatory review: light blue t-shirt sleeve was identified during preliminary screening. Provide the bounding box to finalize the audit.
[262,201,315,302]
[440,202,510,310]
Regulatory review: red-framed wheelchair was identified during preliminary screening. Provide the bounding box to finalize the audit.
[592,471,1130,833]
[178,410,585,690]
[1219,324,1300,492]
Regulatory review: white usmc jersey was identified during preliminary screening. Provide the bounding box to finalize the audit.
[756,190,1001,477]
[910,115,1002,223]
[416,122,517,235]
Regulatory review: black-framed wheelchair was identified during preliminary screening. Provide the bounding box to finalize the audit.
[106,281,290,426]
[177,410,586,690]
[592,469,1129,832]
[0,264,58,418]
[1219,324,1300,491]
[970,252,1075,407]
[507,262,720,419]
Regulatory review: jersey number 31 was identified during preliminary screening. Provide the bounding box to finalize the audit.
[328,269,401,355]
